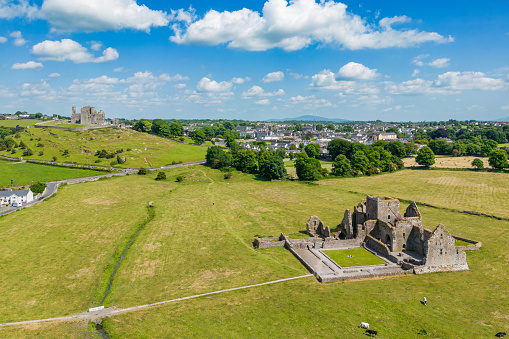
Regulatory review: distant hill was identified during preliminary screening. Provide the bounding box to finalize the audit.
[494,117,509,122]
[266,115,350,122]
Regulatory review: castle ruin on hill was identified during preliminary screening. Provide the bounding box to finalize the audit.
[255,195,481,282]
[71,105,105,125]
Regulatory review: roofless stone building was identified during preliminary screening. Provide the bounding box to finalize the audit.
[70,105,105,125]
[255,195,480,282]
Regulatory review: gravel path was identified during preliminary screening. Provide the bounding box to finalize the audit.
[0,274,313,327]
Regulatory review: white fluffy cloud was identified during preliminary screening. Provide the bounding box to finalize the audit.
[242,85,285,97]
[309,63,381,94]
[196,77,233,92]
[39,0,169,32]
[90,41,103,51]
[11,61,43,70]
[262,71,284,83]
[412,54,450,68]
[255,98,270,105]
[170,0,452,51]
[232,76,251,84]
[31,39,119,63]
[286,95,334,108]
[0,36,6,43]
[10,31,26,46]
[48,72,60,77]
[386,71,506,95]
[435,72,505,91]
[428,58,450,68]
[337,62,379,80]
[0,0,38,19]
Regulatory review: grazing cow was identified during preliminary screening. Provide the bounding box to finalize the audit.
[358,322,370,329]
[495,332,506,338]
[366,329,377,337]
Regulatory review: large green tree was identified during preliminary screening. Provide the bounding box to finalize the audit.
[233,149,258,173]
[350,151,369,174]
[488,149,508,169]
[304,143,321,159]
[294,152,322,181]
[169,122,184,136]
[151,119,169,135]
[386,140,407,158]
[206,146,231,169]
[331,154,351,177]
[416,146,436,167]
[190,130,206,144]
[471,158,484,170]
[133,119,152,132]
[260,156,287,180]
[327,139,352,160]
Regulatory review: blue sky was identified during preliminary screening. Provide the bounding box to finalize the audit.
[0,0,508,121]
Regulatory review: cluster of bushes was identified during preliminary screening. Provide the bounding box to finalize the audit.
[206,144,287,180]
[326,139,404,178]
[30,182,47,194]
[132,119,248,144]
[425,138,498,157]
[0,125,24,139]
[133,119,185,138]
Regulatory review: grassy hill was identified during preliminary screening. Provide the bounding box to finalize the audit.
[0,127,207,168]
[0,160,106,187]
[1,168,508,337]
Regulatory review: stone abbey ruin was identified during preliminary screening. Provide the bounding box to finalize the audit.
[255,195,481,282]
[71,105,106,125]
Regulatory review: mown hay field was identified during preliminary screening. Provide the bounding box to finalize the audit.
[0,127,207,168]
[1,167,508,338]
[321,169,509,219]
[403,156,490,169]
[0,159,105,187]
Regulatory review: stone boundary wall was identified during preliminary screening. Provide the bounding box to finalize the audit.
[365,235,391,257]
[285,244,319,279]
[34,124,119,131]
[414,263,469,274]
[254,238,285,249]
[453,236,482,251]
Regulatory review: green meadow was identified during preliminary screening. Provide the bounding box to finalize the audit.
[0,168,507,338]
[0,119,44,128]
[0,160,104,187]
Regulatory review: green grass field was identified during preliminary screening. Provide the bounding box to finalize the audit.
[1,168,508,338]
[285,159,333,177]
[0,127,207,168]
[0,160,104,187]
[323,248,386,267]
[0,119,44,128]
[180,137,214,145]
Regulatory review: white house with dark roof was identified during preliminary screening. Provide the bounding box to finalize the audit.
[0,189,33,206]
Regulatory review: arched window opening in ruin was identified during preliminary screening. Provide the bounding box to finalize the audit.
[388,215,390,220]
[403,244,406,249]
[386,234,391,244]
[440,249,443,255]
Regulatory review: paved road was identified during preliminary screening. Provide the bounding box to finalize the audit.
[0,274,313,327]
